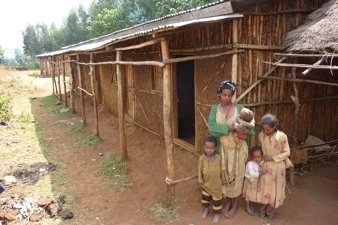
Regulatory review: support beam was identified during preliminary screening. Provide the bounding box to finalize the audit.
[301,57,324,75]
[116,50,128,160]
[258,76,338,87]
[77,54,86,124]
[161,39,175,196]
[115,38,163,51]
[90,54,100,137]
[290,68,299,186]
[164,49,244,64]
[62,56,68,107]
[275,52,338,58]
[236,57,286,103]
[263,61,338,70]
[68,57,75,113]
[232,20,238,100]
[57,60,62,100]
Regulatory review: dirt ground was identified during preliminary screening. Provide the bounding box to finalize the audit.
[1,70,337,225]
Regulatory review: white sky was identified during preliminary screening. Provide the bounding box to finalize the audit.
[0,0,93,56]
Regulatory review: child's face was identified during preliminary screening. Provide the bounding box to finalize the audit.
[252,151,263,163]
[262,124,276,136]
[204,141,216,156]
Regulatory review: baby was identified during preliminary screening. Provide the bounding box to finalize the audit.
[233,108,255,149]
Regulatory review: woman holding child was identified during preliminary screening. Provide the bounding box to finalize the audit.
[208,80,255,219]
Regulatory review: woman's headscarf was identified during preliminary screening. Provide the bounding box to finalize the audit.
[217,80,237,95]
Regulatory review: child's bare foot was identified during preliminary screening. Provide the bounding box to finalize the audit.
[224,206,237,219]
[201,207,209,219]
[245,205,255,215]
[211,214,220,223]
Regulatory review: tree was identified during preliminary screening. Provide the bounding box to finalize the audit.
[22,24,40,58]
[0,46,5,64]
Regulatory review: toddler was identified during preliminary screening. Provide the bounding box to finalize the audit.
[233,108,255,149]
[198,136,225,223]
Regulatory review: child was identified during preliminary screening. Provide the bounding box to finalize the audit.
[233,108,255,149]
[198,136,225,223]
[242,146,265,215]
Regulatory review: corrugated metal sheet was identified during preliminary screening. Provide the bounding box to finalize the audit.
[37,13,242,57]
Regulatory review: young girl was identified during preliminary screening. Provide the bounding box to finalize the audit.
[242,146,265,215]
[198,136,225,223]
[256,114,292,219]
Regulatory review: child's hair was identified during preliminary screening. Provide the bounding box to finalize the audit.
[261,113,283,131]
[250,145,263,157]
[205,136,217,147]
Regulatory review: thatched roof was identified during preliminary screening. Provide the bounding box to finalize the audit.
[284,0,338,53]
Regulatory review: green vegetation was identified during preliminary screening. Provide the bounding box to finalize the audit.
[0,95,12,121]
[150,197,182,221]
[101,155,128,187]
[69,120,85,132]
[82,133,101,146]
[42,95,71,116]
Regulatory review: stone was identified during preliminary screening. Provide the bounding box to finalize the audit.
[59,211,74,220]
[3,176,17,186]
[60,108,70,113]
[30,212,43,222]
[37,197,54,207]
[4,208,17,221]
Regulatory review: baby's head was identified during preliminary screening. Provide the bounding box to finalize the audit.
[250,145,263,163]
[240,108,254,122]
[204,136,217,156]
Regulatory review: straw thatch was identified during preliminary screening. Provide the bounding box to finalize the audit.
[284,0,338,53]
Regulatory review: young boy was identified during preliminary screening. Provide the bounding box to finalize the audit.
[198,136,225,223]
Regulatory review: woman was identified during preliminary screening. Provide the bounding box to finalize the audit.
[257,114,291,219]
[208,80,255,219]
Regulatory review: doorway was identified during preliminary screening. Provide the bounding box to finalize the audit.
[176,60,195,145]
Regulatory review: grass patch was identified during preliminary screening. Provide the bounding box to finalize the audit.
[101,155,128,188]
[150,197,182,221]
[82,133,100,146]
[0,94,13,121]
[42,95,71,116]
[69,120,85,132]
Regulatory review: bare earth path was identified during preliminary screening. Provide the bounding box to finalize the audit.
[2,71,338,225]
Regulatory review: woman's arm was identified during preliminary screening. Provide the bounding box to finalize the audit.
[208,104,230,137]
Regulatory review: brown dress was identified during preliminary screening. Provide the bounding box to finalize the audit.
[256,130,290,208]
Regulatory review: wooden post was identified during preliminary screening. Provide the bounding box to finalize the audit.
[57,60,62,100]
[77,54,86,124]
[62,56,68,107]
[69,57,75,113]
[90,54,100,137]
[116,50,128,159]
[232,20,238,100]
[290,67,298,186]
[161,39,175,196]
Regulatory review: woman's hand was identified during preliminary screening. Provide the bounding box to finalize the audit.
[263,155,274,162]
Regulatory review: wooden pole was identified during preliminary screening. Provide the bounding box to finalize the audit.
[51,59,55,95]
[69,57,75,113]
[232,20,238,100]
[302,57,324,75]
[258,76,338,87]
[62,56,68,107]
[161,39,175,196]
[57,60,62,100]
[90,54,99,137]
[290,67,298,186]
[77,54,86,124]
[263,61,338,70]
[275,52,338,58]
[115,38,163,51]
[116,50,128,160]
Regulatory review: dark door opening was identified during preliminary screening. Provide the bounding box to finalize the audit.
[176,60,195,145]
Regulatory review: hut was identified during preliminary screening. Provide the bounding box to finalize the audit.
[37,0,336,195]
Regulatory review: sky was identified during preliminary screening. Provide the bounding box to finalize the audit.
[0,0,93,57]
